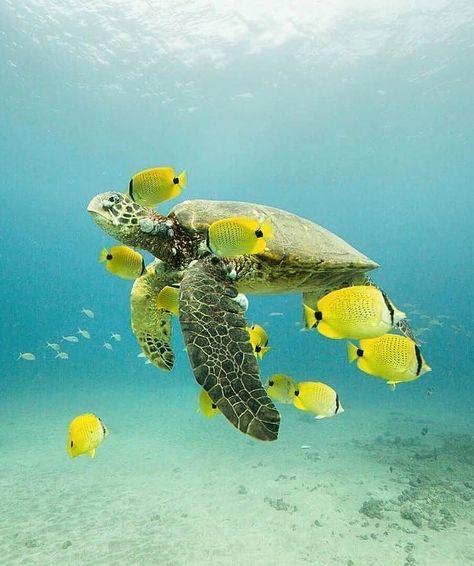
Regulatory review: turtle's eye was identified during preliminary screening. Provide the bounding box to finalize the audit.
[102,193,121,209]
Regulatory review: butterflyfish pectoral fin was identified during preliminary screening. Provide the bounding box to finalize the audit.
[314,415,327,420]
[250,238,268,255]
[317,321,345,339]
[387,382,397,391]
[293,395,308,412]
[88,449,96,459]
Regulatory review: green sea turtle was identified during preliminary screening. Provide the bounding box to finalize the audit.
[87,192,410,441]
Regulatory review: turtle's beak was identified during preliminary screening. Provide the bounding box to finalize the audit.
[87,193,113,221]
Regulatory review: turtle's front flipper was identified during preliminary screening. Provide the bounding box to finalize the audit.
[130,260,180,371]
[179,257,280,441]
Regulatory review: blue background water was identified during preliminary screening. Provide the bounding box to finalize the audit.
[1,1,473,427]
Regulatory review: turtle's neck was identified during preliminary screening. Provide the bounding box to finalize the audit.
[133,211,197,269]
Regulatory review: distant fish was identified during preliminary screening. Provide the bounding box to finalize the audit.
[266,374,297,404]
[17,352,36,361]
[81,308,95,319]
[429,318,443,327]
[46,342,61,351]
[413,327,430,337]
[67,413,109,459]
[110,332,122,341]
[247,324,270,360]
[269,312,284,317]
[293,381,344,419]
[103,342,113,351]
[62,335,79,343]
[198,389,221,418]
[56,352,69,359]
[156,285,180,315]
[420,314,431,320]
[301,445,311,450]
[77,328,91,339]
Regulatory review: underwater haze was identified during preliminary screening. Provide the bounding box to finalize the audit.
[1,1,473,564]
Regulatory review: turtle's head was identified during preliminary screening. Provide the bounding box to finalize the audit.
[87,191,191,267]
[87,191,152,244]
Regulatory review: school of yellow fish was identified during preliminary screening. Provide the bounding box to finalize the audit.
[61,165,437,457]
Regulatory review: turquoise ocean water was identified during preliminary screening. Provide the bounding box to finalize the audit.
[1,2,473,565]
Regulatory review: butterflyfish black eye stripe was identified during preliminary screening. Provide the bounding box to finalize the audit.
[381,291,395,325]
[414,344,423,376]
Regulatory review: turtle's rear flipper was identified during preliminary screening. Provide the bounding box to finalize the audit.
[130,261,176,371]
[179,257,280,441]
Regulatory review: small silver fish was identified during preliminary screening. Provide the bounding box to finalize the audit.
[63,335,79,343]
[17,352,36,361]
[103,342,113,351]
[55,352,69,359]
[46,342,61,351]
[110,333,122,341]
[82,308,95,319]
[77,328,91,339]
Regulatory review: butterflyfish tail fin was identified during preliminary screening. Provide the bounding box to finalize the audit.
[347,341,359,363]
[99,248,109,263]
[261,218,273,240]
[258,346,271,359]
[303,304,317,329]
[178,170,187,188]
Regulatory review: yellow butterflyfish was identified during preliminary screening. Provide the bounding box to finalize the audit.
[304,286,406,340]
[198,389,221,418]
[266,374,297,404]
[99,245,145,280]
[207,216,273,258]
[156,285,180,316]
[293,381,344,419]
[67,413,109,459]
[246,323,270,360]
[129,167,187,207]
[347,333,431,388]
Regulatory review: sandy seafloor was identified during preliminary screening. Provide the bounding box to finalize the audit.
[1,370,473,566]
